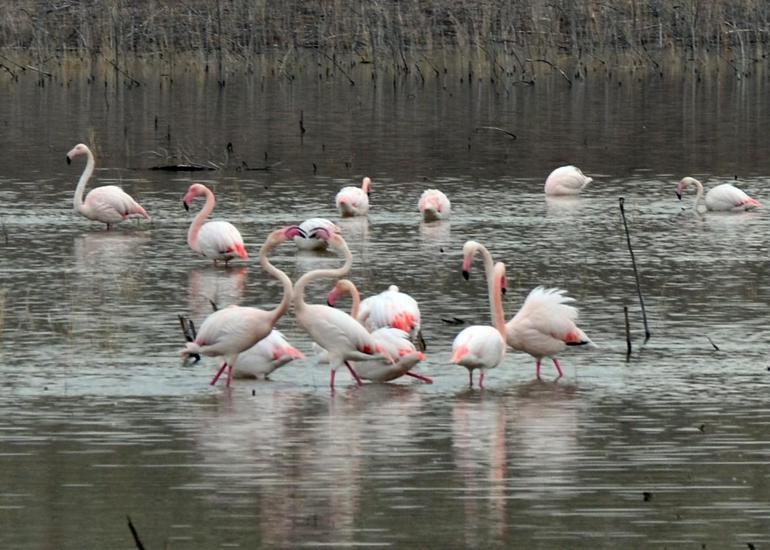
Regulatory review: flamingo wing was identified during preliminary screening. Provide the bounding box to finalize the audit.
[363,286,421,334]
[85,185,149,222]
[335,187,369,215]
[706,183,761,211]
[198,220,248,259]
[192,305,271,357]
[235,329,303,377]
[544,166,592,195]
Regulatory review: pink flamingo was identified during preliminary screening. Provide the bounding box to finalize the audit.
[66,143,150,229]
[293,229,390,388]
[326,279,431,383]
[183,183,248,265]
[451,241,507,388]
[544,165,593,196]
[294,217,339,251]
[418,189,451,221]
[335,177,371,217]
[231,330,304,379]
[676,177,761,212]
[180,225,302,387]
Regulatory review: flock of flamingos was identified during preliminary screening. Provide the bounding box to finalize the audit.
[66,143,763,389]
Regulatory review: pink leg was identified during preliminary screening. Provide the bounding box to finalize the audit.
[210,362,228,386]
[536,359,542,379]
[405,371,433,384]
[225,363,234,387]
[552,358,564,378]
[479,371,485,389]
[468,369,474,388]
[330,369,336,389]
[345,361,363,386]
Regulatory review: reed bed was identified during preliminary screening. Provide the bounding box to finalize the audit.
[1,1,768,83]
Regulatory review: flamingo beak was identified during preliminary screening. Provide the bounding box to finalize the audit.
[183,201,189,211]
[501,287,506,295]
[462,270,469,280]
[675,191,682,200]
[66,156,71,165]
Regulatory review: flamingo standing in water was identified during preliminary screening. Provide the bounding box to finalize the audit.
[230,330,304,379]
[66,143,150,229]
[340,285,424,347]
[183,183,248,265]
[294,218,339,251]
[676,176,761,212]
[418,189,451,222]
[335,177,371,217]
[326,279,431,383]
[180,226,302,387]
[544,165,593,196]
[451,241,507,388]
[293,229,390,388]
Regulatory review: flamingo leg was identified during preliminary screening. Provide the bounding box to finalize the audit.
[345,361,364,386]
[405,371,433,384]
[330,368,336,389]
[536,359,542,379]
[225,363,234,387]
[553,358,564,378]
[468,369,474,388]
[479,371,485,389]
[210,362,228,386]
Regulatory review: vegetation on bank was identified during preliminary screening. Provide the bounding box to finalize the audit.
[1,1,768,84]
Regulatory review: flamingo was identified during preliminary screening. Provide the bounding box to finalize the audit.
[451,241,507,388]
[293,228,390,388]
[66,143,150,229]
[544,165,593,196]
[418,189,451,222]
[180,225,302,387]
[676,177,761,212]
[294,218,340,251]
[335,177,371,217]
[231,330,305,379]
[326,279,432,383]
[183,183,248,265]
[347,285,424,347]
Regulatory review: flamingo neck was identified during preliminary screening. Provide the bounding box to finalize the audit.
[73,148,95,213]
[491,263,506,336]
[187,187,216,252]
[294,241,353,313]
[259,234,294,326]
[693,179,705,210]
[473,244,497,323]
[361,177,371,194]
[337,279,361,318]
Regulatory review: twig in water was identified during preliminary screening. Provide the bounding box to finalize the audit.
[619,198,651,342]
[126,516,146,550]
[475,126,517,140]
[706,336,720,351]
[525,58,572,87]
[624,305,632,361]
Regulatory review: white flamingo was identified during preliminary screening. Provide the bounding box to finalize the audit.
[183,183,248,265]
[418,189,451,221]
[293,228,390,388]
[544,165,593,196]
[451,241,507,388]
[335,177,371,217]
[66,143,150,229]
[676,176,761,212]
[180,226,301,387]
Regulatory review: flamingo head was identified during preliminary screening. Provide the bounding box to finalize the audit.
[361,177,372,195]
[494,262,508,297]
[182,183,209,211]
[66,143,90,164]
[281,225,305,240]
[326,282,343,307]
[676,177,697,200]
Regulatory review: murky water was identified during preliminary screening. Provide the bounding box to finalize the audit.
[1,68,770,548]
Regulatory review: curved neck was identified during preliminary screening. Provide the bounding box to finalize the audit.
[473,244,496,319]
[73,148,95,212]
[692,179,705,209]
[491,263,506,336]
[336,279,361,318]
[294,240,353,313]
[259,235,294,326]
[188,187,215,252]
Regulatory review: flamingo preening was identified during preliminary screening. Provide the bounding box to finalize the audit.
[183,183,248,265]
[544,165,593,196]
[294,218,339,251]
[451,241,507,388]
[180,226,302,387]
[676,176,761,212]
[418,189,451,222]
[335,177,371,217]
[66,143,150,229]
[293,228,390,388]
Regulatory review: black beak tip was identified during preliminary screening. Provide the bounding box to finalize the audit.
[462,270,469,280]
[183,201,189,211]
[66,156,71,165]
[327,299,334,307]
[675,192,682,200]
[501,288,507,295]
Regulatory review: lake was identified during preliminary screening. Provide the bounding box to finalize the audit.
[1,66,769,548]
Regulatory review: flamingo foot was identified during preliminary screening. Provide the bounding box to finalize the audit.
[210,362,228,386]
[553,358,564,378]
[345,361,364,386]
[405,371,433,384]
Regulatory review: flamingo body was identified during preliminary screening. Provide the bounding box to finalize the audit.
[335,177,371,217]
[676,177,761,212]
[452,326,506,371]
[352,328,427,382]
[295,218,339,251]
[544,165,593,196]
[183,183,247,264]
[67,143,150,228]
[232,329,304,379]
[418,189,451,221]
[358,285,421,340]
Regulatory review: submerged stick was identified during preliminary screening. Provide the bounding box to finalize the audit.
[624,305,632,361]
[126,516,146,550]
[619,198,651,342]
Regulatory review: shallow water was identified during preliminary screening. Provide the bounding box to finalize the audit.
[1,69,770,548]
